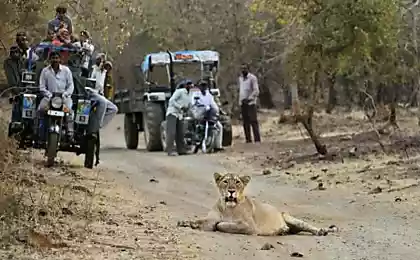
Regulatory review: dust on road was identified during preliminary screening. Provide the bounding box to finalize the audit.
[97,114,420,260]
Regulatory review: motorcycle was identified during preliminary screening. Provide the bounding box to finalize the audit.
[40,92,98,168]
[7,70,39,148]
[184,102,218,154]
[43,92,70,166]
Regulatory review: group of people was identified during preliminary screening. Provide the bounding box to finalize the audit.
[3,5,118,143]
[164,63,262,156]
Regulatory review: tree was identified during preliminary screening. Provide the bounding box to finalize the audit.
[251,0,401,155]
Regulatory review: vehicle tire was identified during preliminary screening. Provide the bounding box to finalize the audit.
[124,113,138,150]
[160,121,167,152]
[204,130,215,153]
[46,132,58,167]
[143,102,164,151]
[221,116,233,146]
[84,134,96,169]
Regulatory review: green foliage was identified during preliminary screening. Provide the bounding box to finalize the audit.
[251,0,401,84]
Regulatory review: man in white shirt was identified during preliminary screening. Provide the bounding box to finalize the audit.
[79,30,94,77]
[191,81,224,152]
[166,79,193,156]
[89,56,107,94]
[38,51,74,139]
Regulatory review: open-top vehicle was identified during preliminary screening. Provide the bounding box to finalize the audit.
[7,44,99,168]
[113,50,232,152]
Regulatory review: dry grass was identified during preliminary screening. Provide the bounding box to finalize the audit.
[0,104,197,259]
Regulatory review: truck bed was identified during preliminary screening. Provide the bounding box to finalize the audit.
[113,88,145,114]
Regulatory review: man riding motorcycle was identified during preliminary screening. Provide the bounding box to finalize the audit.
[191,80,224,152]
[38,51,74,141]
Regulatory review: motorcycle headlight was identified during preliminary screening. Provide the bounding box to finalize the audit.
[51,97,63,108]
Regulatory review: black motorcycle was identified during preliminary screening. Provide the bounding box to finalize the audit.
[184,102,218,154]
[7,70,39,148]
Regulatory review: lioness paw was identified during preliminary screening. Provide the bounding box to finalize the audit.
[316,228,329,236]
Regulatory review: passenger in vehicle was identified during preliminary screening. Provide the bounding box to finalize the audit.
[3,46,25,121]
[79,30,95,77]
[36,30,56,60]
[52,28,77,64]
[103,61,114,100]
[16,32,38,61]
[90,56,106,94]
[48,5,73,34]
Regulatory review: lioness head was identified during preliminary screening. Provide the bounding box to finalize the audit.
[214,172,251,207]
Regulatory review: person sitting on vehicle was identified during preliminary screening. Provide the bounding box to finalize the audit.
[191,80,224,152]
[36,30,57,61]
[103,61,114,100]
[89,56,106,94]
[79,30,95,77]
[38,51,74,141]
[48,5,73,34]
[16,32,38,62]
[52,28,78,64]
[3,45,25,122]
[166,79,193,156]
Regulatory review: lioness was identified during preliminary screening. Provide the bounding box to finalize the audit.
[178,172,338,236]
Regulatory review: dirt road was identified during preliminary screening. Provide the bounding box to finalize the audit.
[98,114,420,260]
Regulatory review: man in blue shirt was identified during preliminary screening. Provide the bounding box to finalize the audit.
[47,5,73,34]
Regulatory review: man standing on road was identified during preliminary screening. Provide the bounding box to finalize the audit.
[238,63,261,143]
[165,79,193,156]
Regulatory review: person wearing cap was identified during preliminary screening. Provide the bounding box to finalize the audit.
[48,5,73,34]
[165,79,193,156]
[79,30,95,77]
[38,51,75,141]
[103,61,114,100]
[191,80,224,152]
[3,45,25,122]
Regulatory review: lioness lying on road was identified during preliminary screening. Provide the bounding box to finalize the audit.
[178,172,338,236]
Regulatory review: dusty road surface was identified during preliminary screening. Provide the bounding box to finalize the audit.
[96,113,420,260]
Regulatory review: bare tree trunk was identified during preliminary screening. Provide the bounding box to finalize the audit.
[290,82,300,117]
[325,75,336,114]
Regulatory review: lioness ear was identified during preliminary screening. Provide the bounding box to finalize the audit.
[214,172,223,184]
[240,175,251,186]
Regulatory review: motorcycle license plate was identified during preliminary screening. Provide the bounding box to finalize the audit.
[47,110,65,116]
[75,99,91,125]
[22,94,37,119]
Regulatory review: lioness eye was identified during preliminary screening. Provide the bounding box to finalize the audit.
[236,180,241,184]
[223,180,228,184]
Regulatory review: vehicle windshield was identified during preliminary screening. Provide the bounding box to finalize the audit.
[172,63,202,84]
[147,62,218,86]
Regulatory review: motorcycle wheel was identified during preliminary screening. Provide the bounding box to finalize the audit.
[84,134,96,169]
[46,132,59,167]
